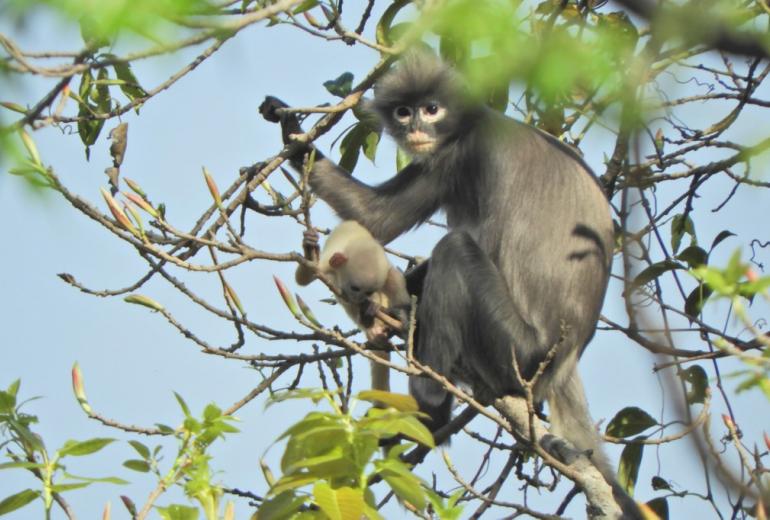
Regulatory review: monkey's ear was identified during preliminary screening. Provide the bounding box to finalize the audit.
[329,252,348,269]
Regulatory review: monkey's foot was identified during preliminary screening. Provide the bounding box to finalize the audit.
[540,434,589,466]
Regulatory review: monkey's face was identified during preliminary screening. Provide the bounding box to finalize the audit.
[389,102,448,156]
[338,254,388,305]
[339,268,385,305]
[372,51,472,159]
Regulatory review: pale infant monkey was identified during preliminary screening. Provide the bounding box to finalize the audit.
[295,220,410,394]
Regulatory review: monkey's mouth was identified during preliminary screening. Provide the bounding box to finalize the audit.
[407,140,436,153]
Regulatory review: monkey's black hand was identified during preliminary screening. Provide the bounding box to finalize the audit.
[260,96,304,143]
[259,96,287,123]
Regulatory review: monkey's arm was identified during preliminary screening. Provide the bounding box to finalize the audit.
[311,159,440,244]
[260,96,441,243]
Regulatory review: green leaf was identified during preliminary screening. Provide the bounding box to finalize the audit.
[357,391,418,412]
[375,459,426,510]
[439,32,469,66]
[709,230,735,252]
[395,147,411,171]
[385,441,414,460]
[267,389,330,408]
[293,0,318,14]
[112,59,148,102]
[485,78,509,113]
[739,276,770,297]
[350,433,379,473]
[691,266,731,296]
[50,482,90,493]
[313,482,364,520]
[682,366,709,405]
[363,413,434,448]
[284,445,349,476]
[156,423,175,434]
[375,0,411,46]
[277,411,341,440]
[339,124,369,173]
[323,72,354,98]
[0,391,15,415]
[128,440,151,459]
[257,491,308,520]
[0,489,40,515]
[183,416,201,434]
[95,67,112,113]
[6,380,20,399]
[6,418,44,453]
[645,497,669,520]
[0,461,44,471]
[58,437,115,457]
[725,249,745,285]
[629,260,683,292]
[617,443,643,496]
[203,403,223,422]
[174,392,192,417]
[123,459,151,473]
[605,407,657,438]
[157,504,200,520]
[671,214,696,254]
[63,472,128,485]
[425,488,464,520]
[676,246,708,269]
[269,473,318,496]
[684,284,712,320]
[362,131,380,163]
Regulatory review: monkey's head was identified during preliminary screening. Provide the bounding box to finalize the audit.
[372,51,473,159]
[328,242,389,305]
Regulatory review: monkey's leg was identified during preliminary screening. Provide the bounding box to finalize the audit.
[409,231,544,430]
[369,351,390,394]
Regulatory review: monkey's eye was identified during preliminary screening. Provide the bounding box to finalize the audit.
[350,285,361,293]
[420,103,446,123]
[393,106,413,123]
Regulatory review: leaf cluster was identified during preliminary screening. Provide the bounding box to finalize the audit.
[256,388,442,520]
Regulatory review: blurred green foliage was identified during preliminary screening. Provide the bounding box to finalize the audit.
[256,388,442,520]
[5,0,213,41]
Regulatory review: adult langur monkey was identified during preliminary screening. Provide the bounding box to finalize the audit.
[261,51,639,518]
[295,220,410,396]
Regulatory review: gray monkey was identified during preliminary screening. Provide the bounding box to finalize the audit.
[262,52,639,517]
[295,220,410,395]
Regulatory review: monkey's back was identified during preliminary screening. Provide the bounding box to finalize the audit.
[442,113,614,361]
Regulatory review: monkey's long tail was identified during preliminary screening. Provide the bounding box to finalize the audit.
[547,370,644,520]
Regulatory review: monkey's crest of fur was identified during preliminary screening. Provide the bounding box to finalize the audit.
[372,51,468,118]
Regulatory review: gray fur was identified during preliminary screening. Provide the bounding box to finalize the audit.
[262,53,638,518]
[294,221,409,395]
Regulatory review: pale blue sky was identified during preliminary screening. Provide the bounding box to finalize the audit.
[1,4,769,519]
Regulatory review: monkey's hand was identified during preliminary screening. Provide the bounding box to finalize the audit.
[301,229,320,262]
[369,303,407,337]
[363,300,381,322]
[259,96,304,145]
[258,96,288,123]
